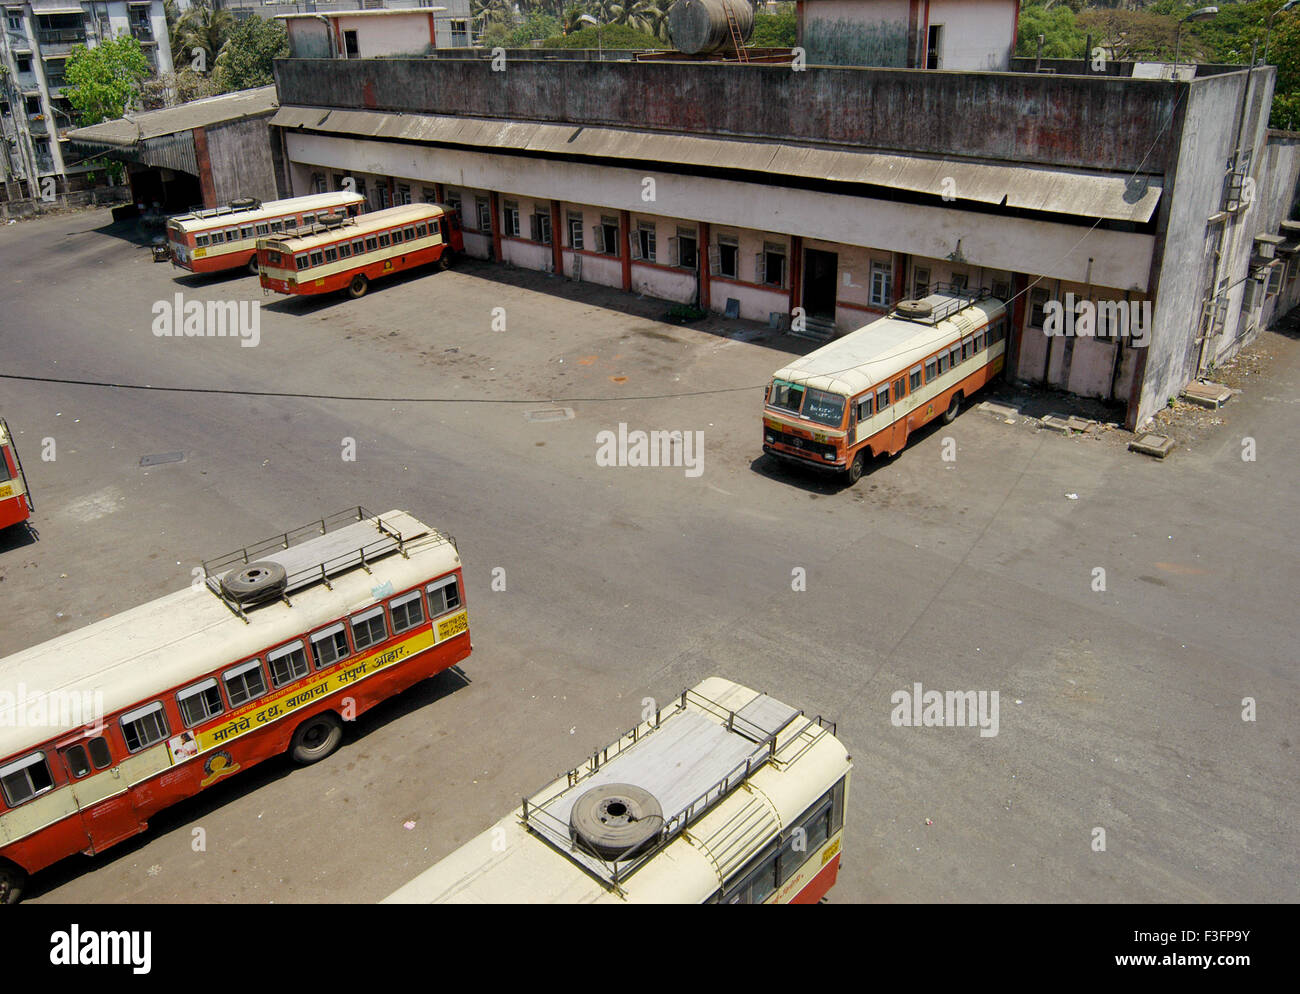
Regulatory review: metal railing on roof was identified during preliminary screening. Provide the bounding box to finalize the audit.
[200,505,445,622]
[518,687,838,896]
[893,281,993,324]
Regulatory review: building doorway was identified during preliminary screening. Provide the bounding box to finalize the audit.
[803,248,838,320]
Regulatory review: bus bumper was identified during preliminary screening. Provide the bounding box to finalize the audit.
[763,444,843,474]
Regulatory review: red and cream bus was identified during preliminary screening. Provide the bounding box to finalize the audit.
[384,677,850,904]
[166,192,366,275]
[0,417,33,533]
[257,203,464,299]
[764,286,1008,483]
[0,507,470,902]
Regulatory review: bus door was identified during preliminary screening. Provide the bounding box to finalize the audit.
[55,732,143,854]
[0,417,33,530]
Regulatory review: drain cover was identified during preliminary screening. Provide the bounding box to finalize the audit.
[524,407,574,423]
[140,451,185,467]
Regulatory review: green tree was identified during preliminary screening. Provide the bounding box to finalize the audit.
[1015,2,1086,59]
[752,3,797,48]
[214,15,288,90]
[164,0,187,69]
[540,22,669,48]
[64,36,152,126]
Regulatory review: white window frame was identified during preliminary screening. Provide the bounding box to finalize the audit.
[310,622,351,669]
[351,605,388,651]
[870,261,892,308]
[177,677,224,728]
[120,701,169,754]
[267,639,310,688]
[389,590,426,634]
[223,659,266,708]
[0,753,53,807]
[427,575,461,616]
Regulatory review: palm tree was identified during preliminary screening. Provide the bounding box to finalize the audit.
[175,2,235,74]
[646,0,674,40]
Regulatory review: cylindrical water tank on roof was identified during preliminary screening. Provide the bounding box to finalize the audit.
[668,0,755,56]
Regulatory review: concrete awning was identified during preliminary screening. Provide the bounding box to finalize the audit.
[270,104,1163,224]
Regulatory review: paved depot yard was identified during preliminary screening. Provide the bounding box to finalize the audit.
[1,209,1297,903]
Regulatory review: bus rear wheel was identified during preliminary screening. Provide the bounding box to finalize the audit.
[438,249,453,271]
[845,449,866,484]
[942,392,963,424]
[247,254,259,276]
[0,862,26,904]
[347,274,369,299]
[289,713,343,764]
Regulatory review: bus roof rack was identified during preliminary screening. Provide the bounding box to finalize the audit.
[892,282,993,325]
[281,212,356,239]
[201,506,449,622]
[184,198,262,220]
[518,686,838,895]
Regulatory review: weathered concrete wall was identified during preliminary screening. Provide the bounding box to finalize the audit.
[803,0,911,67]
[1135,67,1274,426]
[206,114,281,204]
[273,58,1181,173]
[286,20,332,60]
[928,0,1015,71]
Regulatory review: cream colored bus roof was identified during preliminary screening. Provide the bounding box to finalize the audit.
[267,204,441,253]
[172,191,364,233]
[773,294,1006,399]
[0,510,460,759]
[383,676,851,904]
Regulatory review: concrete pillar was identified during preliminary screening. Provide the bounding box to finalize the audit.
[489,191,502,262]
[699,221,712,312]
[620,210,632,292]
[550,201,563,275]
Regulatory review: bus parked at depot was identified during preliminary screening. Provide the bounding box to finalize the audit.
[0,417,34,532]
[384,677,850,904]
[257,203,464,299]
[764,286,1008,483]
[166,192,366,275]
[0,507,470,902]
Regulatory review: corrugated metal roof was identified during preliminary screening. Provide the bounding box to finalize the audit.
[66,86,278,147]
[271,104,1162,223]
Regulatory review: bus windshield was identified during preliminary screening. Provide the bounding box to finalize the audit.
[801,389,846,427]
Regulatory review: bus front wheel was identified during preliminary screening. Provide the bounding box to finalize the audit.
[0,862,26,904]
[845,449,866,485]
[289,713,343,764]
[942,392,963,424]
[247,254,259,276]
[347,274,369,299]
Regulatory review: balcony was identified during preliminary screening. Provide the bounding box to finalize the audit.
[35,28,87,53]
[131,22,154,42]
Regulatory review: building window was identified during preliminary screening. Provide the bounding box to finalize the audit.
[674,227,697,269]
[591,216,619,255]
[475,197,491,233]
[25,95,41,115]
[715,234,739,279]
[344,29,359,58]
[17,55,32,74]
[950,272,968,291]
[311,173,326,194]
[422,187,438,204]
[927,24,943,69]
[567,212,584,250]
[445,193,461,222]
[375,184,390,210]
[1029,287,1050,328]
[450,19,468,46]
[992,279,1010,301]
[913,266,930,299]
[396,183,411,205]
[502,201,520,237]
[633,222,655,262]
[760,241,786,288]
[7,12,22,32]
[121,702,169,753]
[870,261,892,307]
[530,209,552,245]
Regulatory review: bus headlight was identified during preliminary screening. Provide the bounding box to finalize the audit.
[765,434,774,443]
[824,452,836,461]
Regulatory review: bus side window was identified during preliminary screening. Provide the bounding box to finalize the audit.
[892,376,906,401]
[0,753,55,807]
[223,659,268,708]
[267,641,310,688]
[120,701,170,754]
[310,623,350,669]
[876,386,890,413]
[856,395,873,421]
[925,358,937,382]
[350,606,388,651]
[64,745,91,778]
[908,365,922,392]
[389,590,425,634]
[427,575,461,616]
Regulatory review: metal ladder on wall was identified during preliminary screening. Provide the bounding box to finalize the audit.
[723,1,749,63]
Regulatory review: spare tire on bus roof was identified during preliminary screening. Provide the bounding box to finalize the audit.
[569,783,664,861]
[229,197,260,210]
[894,299,932,318]
[220,560,287,603]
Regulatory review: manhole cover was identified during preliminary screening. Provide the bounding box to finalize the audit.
[524,407,574,423]
[140,451,185,467]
